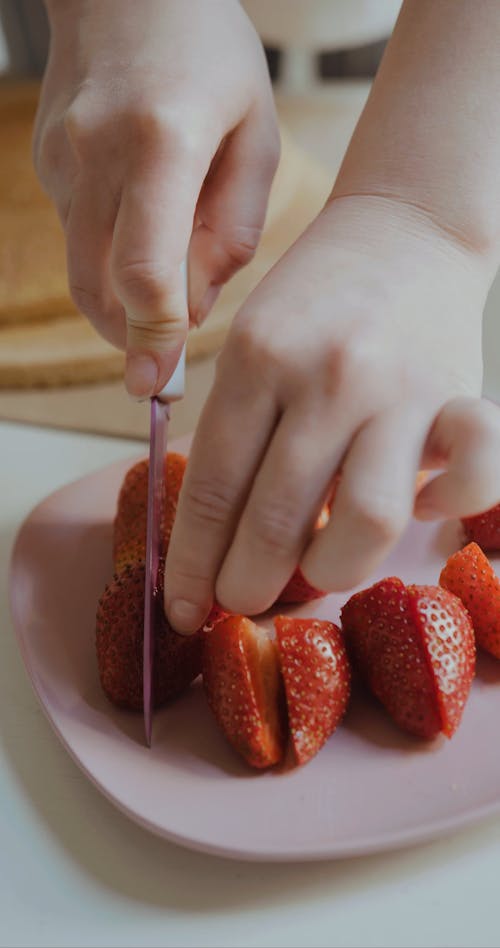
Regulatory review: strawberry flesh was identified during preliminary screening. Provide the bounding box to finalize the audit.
[275,616,350,765]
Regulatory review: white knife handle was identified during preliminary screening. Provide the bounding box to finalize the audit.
[157,344,185,402]
[157,258,187,403]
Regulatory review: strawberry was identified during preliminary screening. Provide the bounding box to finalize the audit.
[96,560,220,710]
[113,452,186,574]
[461,503,500,552]
[202,616,287,768]
[277,470,428,605]
[440,541,500,660]
[278,567,325,605]
[341,577,475,739]
[275,616,351,765]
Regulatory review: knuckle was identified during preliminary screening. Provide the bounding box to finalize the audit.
[224,226,262,269]
[228,313,282,378]
[263,128,281,175]
[35,121,64,184]
[249,501,298,557]
[347,490,405,544]
[183,476,236,530]
[69,282,103,321]
[114,259,172,313]
[128,103,199,158]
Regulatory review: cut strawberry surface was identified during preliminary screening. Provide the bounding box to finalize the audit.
[440,541,500,660]
[275,616,350,765]
[96,560,213,711]
[202,616,286,769]
[461,503,500,552]
[341,577,474,740]
[113,452,186,573]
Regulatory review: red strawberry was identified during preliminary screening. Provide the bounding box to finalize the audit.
[462,503,500,552]
[341,577,475,739]
[113,452,186,574]
[276,469,427,605]
[274,616,351,765]
[440,541,500,660]
[96,560,220,710]
[278,567,325,605]
[202,616,287,769]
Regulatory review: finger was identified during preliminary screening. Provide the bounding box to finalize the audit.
[301,406,430,592]
[216,402,352,615]
[165,358,279,633]
[414,396,500,520]
[188,111,280,325]
[65,176,126,349]
[111,138,212,398]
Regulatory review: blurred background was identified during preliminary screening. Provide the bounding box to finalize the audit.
[0,0,498,442]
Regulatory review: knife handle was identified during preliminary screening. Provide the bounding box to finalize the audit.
[157,343,186,402]
[157,258,187,403]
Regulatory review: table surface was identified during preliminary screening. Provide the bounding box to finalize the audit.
[2,418,500,948]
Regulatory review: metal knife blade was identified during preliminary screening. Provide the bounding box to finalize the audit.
[143,396,170,747]
[143,259,188,747]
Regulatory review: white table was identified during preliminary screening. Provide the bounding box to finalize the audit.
[2,420,500,948]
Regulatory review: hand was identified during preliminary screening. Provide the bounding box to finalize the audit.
[34,0,279,396]
[165,195,500,631]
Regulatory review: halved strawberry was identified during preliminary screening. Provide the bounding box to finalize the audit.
[341,577,475,739]
[275,616,350,765]
[202,616,287,768]
[462,503,500,552]
[440,541,500,659]
[113,452,186,573]
[96,560,220,710]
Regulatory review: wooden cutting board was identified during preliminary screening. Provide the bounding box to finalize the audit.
[0,80,332,388]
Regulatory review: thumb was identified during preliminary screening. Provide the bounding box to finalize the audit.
[111,173,193,399]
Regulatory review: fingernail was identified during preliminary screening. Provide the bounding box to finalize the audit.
[168,599,205,635]
[125,353,158,399]
[191,284,222,327]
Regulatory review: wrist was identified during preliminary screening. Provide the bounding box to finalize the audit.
[324,190,498,292]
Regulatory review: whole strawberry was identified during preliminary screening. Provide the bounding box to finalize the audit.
[96,560,218,710]
[440,541,500,659]
[113,452,186,574]
[341,577,475,739]
[462,503,500,552]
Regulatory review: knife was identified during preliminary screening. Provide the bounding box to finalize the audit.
[143,261,187,747]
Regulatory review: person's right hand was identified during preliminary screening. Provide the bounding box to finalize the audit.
[34,0,279,396]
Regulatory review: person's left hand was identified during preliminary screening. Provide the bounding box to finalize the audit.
[164,195,500,632]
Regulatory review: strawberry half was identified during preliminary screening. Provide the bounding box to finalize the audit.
[341,577,475,739]
[275,616,351,765]
[96,560,220,710]
[113,452,186,574]
[440,541,500,659]
[462,503,500,552]
[202,616,287,768]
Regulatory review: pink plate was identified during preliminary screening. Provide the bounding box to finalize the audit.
[9,438,500,861]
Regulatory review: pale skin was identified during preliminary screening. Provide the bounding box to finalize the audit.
[37,0,500,633]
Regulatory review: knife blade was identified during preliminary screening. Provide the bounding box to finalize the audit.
[143,262,187,747]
